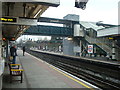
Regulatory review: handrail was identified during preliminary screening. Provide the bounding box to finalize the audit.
[85,35,112,54]
[85,35,120,60]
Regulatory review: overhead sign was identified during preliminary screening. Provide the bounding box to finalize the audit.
[88,45,93,53]
[108,37,114,40]
[0,17,37,26]
[0,17,17,22]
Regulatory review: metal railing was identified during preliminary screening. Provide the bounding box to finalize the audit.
[85,35,112,54]
[85,35,120,60]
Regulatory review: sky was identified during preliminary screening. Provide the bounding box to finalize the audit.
[42,0,119,25]
[17,0,120,42]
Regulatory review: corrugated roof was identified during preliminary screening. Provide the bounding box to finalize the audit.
[98,25,120,31]
[80,21,105,31]
[97,26,119,37]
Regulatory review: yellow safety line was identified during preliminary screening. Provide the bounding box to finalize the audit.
[50,66,94,90]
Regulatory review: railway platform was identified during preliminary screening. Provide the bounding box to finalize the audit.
[2,50,98,89]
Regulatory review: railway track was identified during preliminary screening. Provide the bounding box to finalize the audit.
[27,50,120,90]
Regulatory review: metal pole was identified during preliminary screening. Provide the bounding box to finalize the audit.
[7,3,10,16]
[80,40,82,56]
[23,3,26,17]
[112,40,116,60]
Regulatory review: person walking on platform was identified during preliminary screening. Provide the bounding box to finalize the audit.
[22,46,25,56]
[10,45,17,64]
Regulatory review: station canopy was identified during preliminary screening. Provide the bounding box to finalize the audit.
[1,0,60,40]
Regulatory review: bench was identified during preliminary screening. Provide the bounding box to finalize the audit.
[8,64,24,83]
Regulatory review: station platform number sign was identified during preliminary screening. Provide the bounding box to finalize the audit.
[88,45,93,53]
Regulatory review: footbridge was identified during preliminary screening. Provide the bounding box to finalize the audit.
[24,25,73,36]
[23,17,79,36]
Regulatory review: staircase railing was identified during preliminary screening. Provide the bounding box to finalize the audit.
[85,35,120,60]
[85,35,112,55]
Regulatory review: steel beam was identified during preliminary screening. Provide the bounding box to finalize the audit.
[38,17,79,24]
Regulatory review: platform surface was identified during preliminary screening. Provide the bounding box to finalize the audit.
[3,50,98,89]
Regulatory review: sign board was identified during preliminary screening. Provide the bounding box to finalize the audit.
[88,45,93,53]
[0,17,38,26]
[0,17,17,23]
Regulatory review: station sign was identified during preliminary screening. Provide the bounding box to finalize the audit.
[88,45,93,53]
[0,17,17,23]
[0,17,37,25]
[108,37,114,40]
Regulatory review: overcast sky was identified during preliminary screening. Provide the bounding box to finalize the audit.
[41,0,119,25]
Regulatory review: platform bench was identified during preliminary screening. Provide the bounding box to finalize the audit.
[8,64,24,83]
